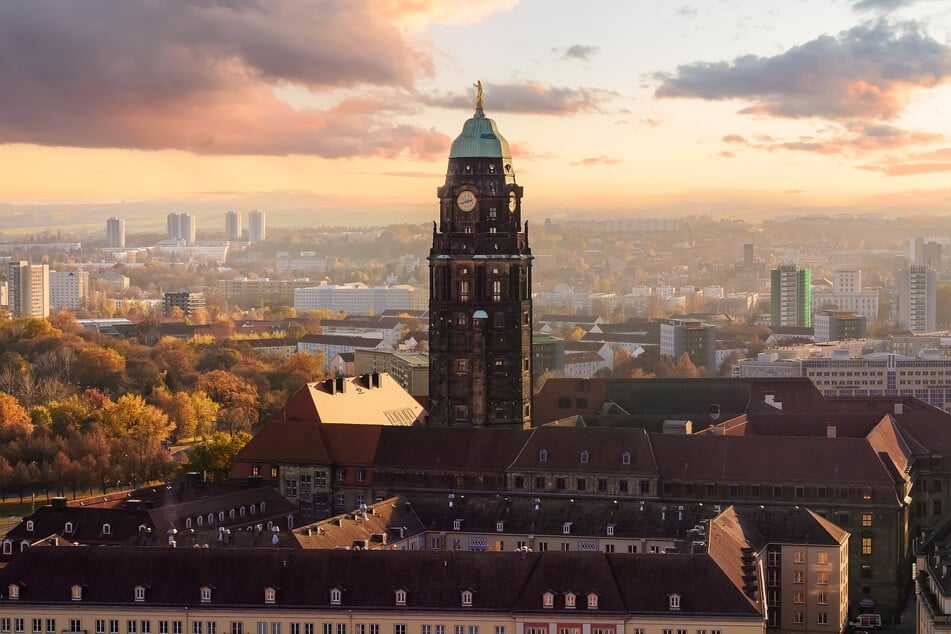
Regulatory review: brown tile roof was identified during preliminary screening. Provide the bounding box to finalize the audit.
[293,497,425,550]
[232,420,331,465]
[374,427,532,472]
[147,486,298,533]
[319,424,383,465]
[509,427,658,475]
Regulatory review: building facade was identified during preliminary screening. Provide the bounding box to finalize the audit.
[811,270,878,320]
[49,270,89,310]
[428,91,533,427]
[660,318,716,371]
[813,311,867,343]
[249,210,266,243]
[898,264,936,333]
[225,211,242,240]
[166,212,196,244]
[771,264,812,328]
[7,261,49,318]
[105,217,125,248]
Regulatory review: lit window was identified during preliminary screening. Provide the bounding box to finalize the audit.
[564,592,576,609]
[587,592,599,609]
[543,592,554,609]
[862,513,872,527]
[817,551,829,564]
[71,585,82,601]
[862,537,872,555]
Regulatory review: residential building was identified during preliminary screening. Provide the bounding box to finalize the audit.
[899,264,936,333]
[660,317,716,372]
[7,261,49,317]
[297,334,389,369]
[532,334,565,379]
[166,212,196,243]
[225,210,242,240]
[912,236,944,270]
[219,277,315,309]
[914,508,951,634]
[428,98,533,428]
[294,283,427,315]
[329,352,355,377]
[49,270,89,310]
[771,264,812,328]
[248,209,266,243]
[162,290,205,317]
[105,216,125,248]
[354,349,429,396]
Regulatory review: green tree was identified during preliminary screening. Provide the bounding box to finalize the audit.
[184,432,252,481]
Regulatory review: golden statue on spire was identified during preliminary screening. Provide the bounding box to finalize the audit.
[473,80,483,110]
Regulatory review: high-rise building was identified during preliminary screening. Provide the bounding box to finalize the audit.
[770,264,812,328]
[898,264,936,333]
[248,210,266,243]
[49,271,89,310]
[7,261,49,318]
[105,217,125,248]
[912,237,944,270]
[811,270,878,320]
[660,318,716,372]
[167,213,196,243]
[428,89,533,427]
[225,211,242,240]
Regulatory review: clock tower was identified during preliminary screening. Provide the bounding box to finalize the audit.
[428,86,533,428]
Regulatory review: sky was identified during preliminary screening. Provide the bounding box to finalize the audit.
[4,0,951,229]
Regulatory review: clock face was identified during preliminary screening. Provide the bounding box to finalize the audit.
[456,191,477,212]
[508,191,517,212]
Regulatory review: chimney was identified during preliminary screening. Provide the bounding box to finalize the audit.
[335,376,346,393]
[764,393,782,410]
[372,372,382,388]
[826,423,837,439]
[325,378,337,395]
[894,402,904,415]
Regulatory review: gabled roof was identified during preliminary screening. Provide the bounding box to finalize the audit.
[509,427,657,474]
[374,427,531,472]
[232,420,331,464]
[277,374,425,425]
[147,486,297,533]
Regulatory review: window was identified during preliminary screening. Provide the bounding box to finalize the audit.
[818,591,828,605]
[454,359,468,374]
[794,591,805,604]
[587,592,599,609]
[495,628,505,634]
[47,622,57,634]
[336,469,346,482]
[14,621,23,634]
[794,550,805,563]
[817,551,829,564]
[299,474,312,494]
[622,452,631,465]
[565,592,576,609]
[862,513,872,527]
[395,589,407,606]
[669,593,681,610]
[794,570,805,584]
[71,584,83,601]
[7,584,18,600]
[794,612,804,624]
[174,624,183,634]
[134,585,145,602]
[862,563,872,577]
[563,522,572,535]
[461,590,473,607]
[394,627,406,634]
[102,523,112,535]
[817,571,829,585]
[126,625,137,634]
[794,485,804,499]
[265,587,276,604]
[110,622,120,634]
[543,591,554,608]
[160,624,169,634]
[70,623,82,634]
[336,626,344,634]
[767,550,780,567]
[818,613,828,625]
[468,628,478,634]
[576,479,586,491]
[580,450,589,464]
[2,619,10,633]
[31,621,40,634]
[421,627,431,634]
[539,450,548,462]
[231,626,243,634]
[192,625,202,634]
[200,586,212,603]
[606,524,615,536]
[330,588,342,605]
[862,537,872,555]
[556,478,566,490]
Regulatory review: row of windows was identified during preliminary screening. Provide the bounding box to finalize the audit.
[0,623,507,634]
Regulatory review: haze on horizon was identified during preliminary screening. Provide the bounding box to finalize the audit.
[3,0,951,229]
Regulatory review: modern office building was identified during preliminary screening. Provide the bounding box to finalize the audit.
[771,264,812,328]
[248,209,266,243]
[105,216,125,248]
[660,317,717,371]
[225,210,242,240]
[49,270,89,310]
[912,236,944,270]
[167,212,196,244]
[294,283,427,315]
[428,89,533,427]
[162,291,206,317]
[813,310,867,343]
[898,264,936,333]
[7,261,49,317]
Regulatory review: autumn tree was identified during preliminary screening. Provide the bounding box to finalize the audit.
[102,394,176,483]
[184,432,252,481]
[0,391,32,442]
[197,370,260,434]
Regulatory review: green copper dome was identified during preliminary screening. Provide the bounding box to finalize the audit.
[448,108,512,160]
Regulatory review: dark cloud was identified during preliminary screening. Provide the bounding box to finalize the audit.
[655,21,951,120]
[563,45,600,61]
[852,0,920,12]
[0,0,449,157]
[425,82,616,114]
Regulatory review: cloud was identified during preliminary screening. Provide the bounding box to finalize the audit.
[655,21,951,120]
[860,147,951,175]
[724,122,942,158]
[425,81,616,114]
[375,0,517,27]
[572,155,622,166]
[716,151,736,159]
[722,134,748,144]
[641,118,662,127]
[852,0,920,12]
[562,45,600,61]
[0,0,454,157]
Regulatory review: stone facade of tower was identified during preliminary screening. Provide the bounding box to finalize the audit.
[428,102,533,428]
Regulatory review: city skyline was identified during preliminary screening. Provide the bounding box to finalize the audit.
[3,1,951,227]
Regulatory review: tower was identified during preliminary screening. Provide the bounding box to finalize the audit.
[898,264,936,333]
[770,264,812,328]
[106,217,125,248]
[167,213,195,243]
[428,86,533,428]
[8,261,49,318]
[225,211,242,240]
[249,210,266,243]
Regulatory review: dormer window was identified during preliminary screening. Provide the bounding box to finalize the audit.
[580,451,589,464]
[240,506,246,517]
[1,541,11,555]
[250,504,257,514]
[261,502,267,512]
[542,591,554,609]
[461,590,473,607]
[395,588,407,607]
[185,518,192,529]
[64,521,74,534]
[8,584,19,600]
[207,513,214,525]
[621,452,631,465]
[229,509,235,519]
[563,522,572,535]
[197,516,203,527]
[668,593,681,611]
[606,524,615,537]
[330,588,342,606]
[25,521,33,533]
[587,592,599,609]
[200,586,212,604]
[264,586,276,604]
[71,584,82,601]
[219,511,225,522]
[102,523,111,535]
[565,592,576,609]
[539,450,548,462]
[496,521,504,533]
[453,519,462,531]
[134,585,145,602]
